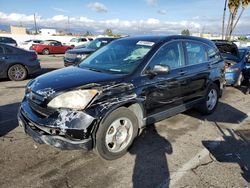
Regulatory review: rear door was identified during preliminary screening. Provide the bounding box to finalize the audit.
[0,45,6,75]
[0,45,11,77]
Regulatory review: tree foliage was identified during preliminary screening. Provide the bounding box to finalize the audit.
[103,28,122,37]
[181,29,190,36]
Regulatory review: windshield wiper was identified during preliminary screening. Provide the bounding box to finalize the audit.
[87,67,103,73]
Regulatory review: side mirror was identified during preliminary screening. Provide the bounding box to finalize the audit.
[152,65,170,74]
[146,65,170,76]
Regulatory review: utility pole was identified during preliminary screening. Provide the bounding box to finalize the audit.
[222,0,228,40]
[34,13,37,34]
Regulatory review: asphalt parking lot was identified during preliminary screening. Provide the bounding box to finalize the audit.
[0,55,250,188]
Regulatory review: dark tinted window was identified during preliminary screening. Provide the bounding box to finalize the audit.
[207,46,221,62]
[6,38,15,43]
[149,41,185,69]
[80,38,87,42]
[33,40,42,43]
[88,38,93,41]
[50,41,61,46]
[185,41,207,65]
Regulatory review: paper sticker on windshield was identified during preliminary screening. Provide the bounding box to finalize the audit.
[136,41,155,46]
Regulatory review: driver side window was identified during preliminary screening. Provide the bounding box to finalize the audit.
[148,41,184,70]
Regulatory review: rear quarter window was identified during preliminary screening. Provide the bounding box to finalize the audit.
[206,46,222,62]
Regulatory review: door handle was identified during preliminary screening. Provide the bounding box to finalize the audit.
[1,57,7,60]
[208,64,212,69]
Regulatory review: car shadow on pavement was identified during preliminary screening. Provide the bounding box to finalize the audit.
[0,102,20,137]
[202,124,250,183]
[129,124,172,188]
[185,101,248,125]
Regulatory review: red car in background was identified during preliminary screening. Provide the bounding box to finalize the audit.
[32,40,72,55]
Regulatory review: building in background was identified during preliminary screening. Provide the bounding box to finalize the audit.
[10,26,27,35]
[40,29,57,36]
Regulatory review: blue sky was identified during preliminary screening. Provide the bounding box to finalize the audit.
[1,0,250,34]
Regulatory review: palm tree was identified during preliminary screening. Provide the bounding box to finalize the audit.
[232,0,250,31]
[226,0,240,40]
[225,0,250,40]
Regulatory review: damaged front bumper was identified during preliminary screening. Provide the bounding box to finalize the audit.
[18,99,95,150]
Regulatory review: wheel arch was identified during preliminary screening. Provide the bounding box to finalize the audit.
[98,100,146,129]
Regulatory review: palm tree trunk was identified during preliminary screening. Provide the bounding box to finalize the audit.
[232,7,245,32]
[225,13,232,40]
[222,0,228,40]
[228,10,238,40]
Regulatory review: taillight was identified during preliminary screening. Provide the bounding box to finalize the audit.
[30,53,37,60]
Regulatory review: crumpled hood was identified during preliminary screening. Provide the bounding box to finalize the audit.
[29,66,124,93]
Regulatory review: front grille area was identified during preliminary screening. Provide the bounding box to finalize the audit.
[27,91,55,117]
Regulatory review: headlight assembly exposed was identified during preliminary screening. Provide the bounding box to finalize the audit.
[47,90,98,110]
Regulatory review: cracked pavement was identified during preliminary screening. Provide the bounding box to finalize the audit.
[0,55,250,188]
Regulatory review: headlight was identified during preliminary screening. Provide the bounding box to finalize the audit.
[47,90,98,110]
[226,67,240,73]
[76,54,88,60]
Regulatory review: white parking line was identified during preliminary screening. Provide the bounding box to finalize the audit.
[0,118,17,124]
[169,136,223,187]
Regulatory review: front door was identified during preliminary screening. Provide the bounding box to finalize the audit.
[139,41,186,116]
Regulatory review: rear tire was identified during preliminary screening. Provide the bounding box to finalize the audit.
[94,107,139,160]
[42,48,49,55]
[8,64,27,81]
[197,83,219,115]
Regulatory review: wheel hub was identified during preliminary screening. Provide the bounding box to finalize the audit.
[105,117,133,153]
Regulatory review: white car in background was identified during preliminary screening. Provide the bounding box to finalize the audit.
[68,37,93,47]
[19,39,43,50]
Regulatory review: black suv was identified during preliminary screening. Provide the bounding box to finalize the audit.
[18,35,225,160]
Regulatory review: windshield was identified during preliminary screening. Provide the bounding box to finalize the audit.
[86,39,109,50]
[79,39,153,74]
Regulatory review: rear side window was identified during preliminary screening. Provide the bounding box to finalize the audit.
[184,42,207,65]
[6,38,15,43]
[148,41,185,69]
[80,38,87,42]
[207,46,221,62]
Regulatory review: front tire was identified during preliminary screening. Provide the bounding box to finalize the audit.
[8,64,27,81]
[95,107,139,160]
[197,83,219,115]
